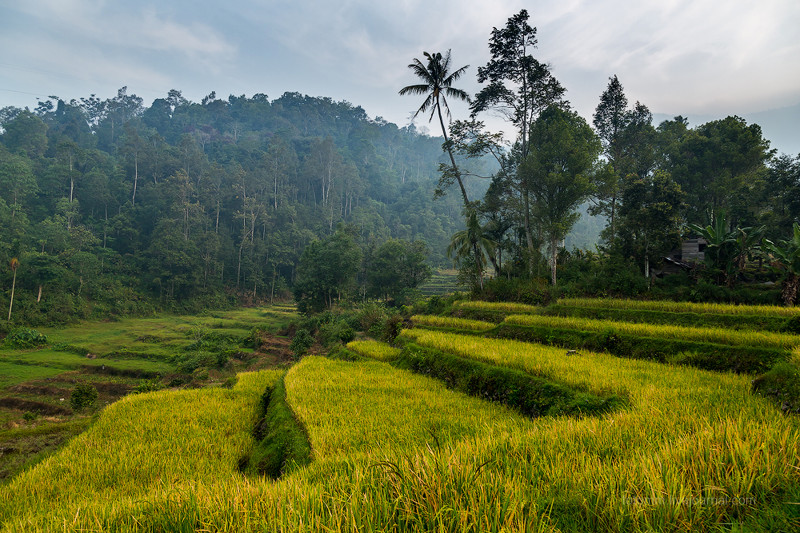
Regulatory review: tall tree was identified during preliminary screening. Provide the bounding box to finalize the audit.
[471,9,565,275]
[617,171,686,279]
[667,116,772,227]
[592,76,657,244]
[399,50,489,284]
[519,106,600,285]
[399,50,470,206]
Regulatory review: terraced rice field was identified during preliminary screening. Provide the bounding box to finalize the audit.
[0,305,297,483]
[0,298,798,531]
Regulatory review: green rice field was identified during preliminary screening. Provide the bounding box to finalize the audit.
[0,298,797,531]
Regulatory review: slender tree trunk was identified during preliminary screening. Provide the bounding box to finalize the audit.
[524,189,535,277]
[436,102,469,206]
[436,101,483,285]
[132,153,138,206]
[270,265,277,305]
[550,235,558,286]
[7,270,16,322]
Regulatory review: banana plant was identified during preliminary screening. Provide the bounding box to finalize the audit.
[447,210,496,290]
[764,222,800,305]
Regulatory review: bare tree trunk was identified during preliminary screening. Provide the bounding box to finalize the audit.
[270,266,277,305]
[132,153,138,206]
[7,270,16,322]
[524,189,535,277]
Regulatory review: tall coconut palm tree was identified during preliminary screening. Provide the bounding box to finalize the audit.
[399,50,470,206]
[401,51,492,286]
[8,258,19,322]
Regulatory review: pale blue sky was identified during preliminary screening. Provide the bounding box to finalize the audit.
[1,0,798,146]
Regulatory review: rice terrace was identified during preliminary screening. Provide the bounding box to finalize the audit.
[0,296,796,531]
[2,2,800,531]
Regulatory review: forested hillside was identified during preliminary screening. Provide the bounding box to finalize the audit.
[0,90,491,323]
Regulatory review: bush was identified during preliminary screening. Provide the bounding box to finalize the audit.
[70,384,98,411]
[289,329,314,357]
[381,314,404,343]
[752,361,800,415]
[319,320,356,346]
[474,277,552,305]
[4,327,48,348]
[782,316,800,335]
[134,379,163,394]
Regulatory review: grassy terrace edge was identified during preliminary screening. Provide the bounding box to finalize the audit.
[492,322,788,374]
[347,338,627,419]
[395,342,628,418]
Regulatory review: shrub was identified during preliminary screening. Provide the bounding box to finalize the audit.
[70,384,98,411]
[289,329,314,357]
[782,316,800,335]
[4,327,48,348]
[752,361,800,414]
[134,379,163,394]
[319,320,356,346]
[474,277,552,305]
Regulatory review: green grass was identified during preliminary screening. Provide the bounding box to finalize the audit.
[3,350,172,375]
[453,300,540,314]
[543,302,795,332]
[0,362,64,388]
[0,418,93,483]
[0,370,282,529]
[286,356,527,459]
[0,303,797,531]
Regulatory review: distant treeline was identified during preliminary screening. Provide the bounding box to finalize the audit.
[0,89,492,323]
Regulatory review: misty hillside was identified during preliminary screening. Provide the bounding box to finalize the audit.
[0,90,495,322]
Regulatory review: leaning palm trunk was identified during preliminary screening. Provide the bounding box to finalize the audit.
[782,274,799,306]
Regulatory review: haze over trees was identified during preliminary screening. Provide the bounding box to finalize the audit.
[0,90,489,323]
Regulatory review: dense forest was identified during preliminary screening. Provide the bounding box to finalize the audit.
[0,89,498,323]
[1,9,800,325]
